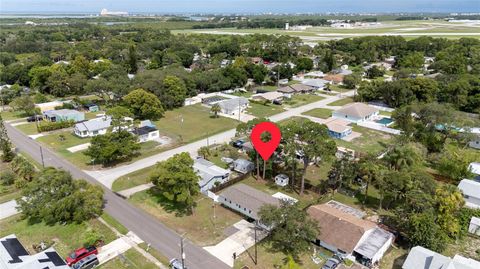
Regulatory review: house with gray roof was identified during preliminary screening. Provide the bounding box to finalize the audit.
[74,116,112,138]
[332,103,379,123]
[232,159,254,174]
[216,97,249,116]
[402,246,480,269]
[218,183,280,220]
[301,79,329,90]
[469,216,480,236]
[194,158,230,193]
[43,109,84,123]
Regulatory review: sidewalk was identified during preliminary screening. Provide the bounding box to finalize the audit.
[0,200,19,220]
[116,183,154,198]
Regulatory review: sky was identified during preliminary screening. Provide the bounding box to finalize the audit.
[1,0,479,14]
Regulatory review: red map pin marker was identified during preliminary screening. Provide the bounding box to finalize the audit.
[250,122,281,161]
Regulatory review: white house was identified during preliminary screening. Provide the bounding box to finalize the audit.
[194,158,230,193]
[307,201,394,264]
[469,134,480,150]
[458,179,480,209]
[274,174,289,187]
[74,117,112,138]
[332,103,379,123]
[131,126,159,143]
[402,246,480,269]
[469,216,480,236]
[232,159,254,174]
[251,91,283,104]
[216,97,249,116]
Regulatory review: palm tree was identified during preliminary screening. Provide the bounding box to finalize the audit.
[211,104,221,118]
[198,146,210,159]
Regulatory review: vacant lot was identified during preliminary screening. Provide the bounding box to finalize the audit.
[129,189,242,246]
[153,104,239,144]
[302,108,333,119]
[247,103,285,118]
[15,122,39,135]
[112,165,155,192]
[284,94,325,108]
[336,125,393,155]
[0,215,116,258]
[326,97,354,106]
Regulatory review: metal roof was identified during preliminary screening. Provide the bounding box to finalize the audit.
[354,227,394,259]
[75,117,111,132]
[193,158,230,188]
[458,179,480,200]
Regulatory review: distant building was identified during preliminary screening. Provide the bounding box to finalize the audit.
[469,216,480,236]
[194,158,230,193]
[35,100,64,113]
[323,118,352,139]
[458,179,480,209]
[0,234,69,269]
[83,103,99,112]
[301,79,328,90]
[332,103,379,123]
[74,117,111,138]
[402,246,480,269]
[251,91,284,104]
[218,184,280,221]
[469,134,480,150]
[100,8,128,16]
[43,109,84,123]
[277,84,315,95]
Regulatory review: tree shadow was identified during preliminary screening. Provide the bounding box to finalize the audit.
[146,187,193,217]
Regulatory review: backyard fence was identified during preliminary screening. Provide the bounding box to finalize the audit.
[211,173,250,193]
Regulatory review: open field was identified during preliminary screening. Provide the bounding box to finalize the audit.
[0,215,117,258]
[247,103,285,118]
[129,189,243,246]
[302,108,333,119]
[173,20,480,41]
[336,125,393,155]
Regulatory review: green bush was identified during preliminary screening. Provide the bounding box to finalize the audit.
[37,120,75,132]
[83,230,105,247]
[14,178,27,189]
[0,170,16,185]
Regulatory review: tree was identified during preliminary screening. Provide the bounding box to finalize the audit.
[124,88,164,120]
[383,143,426,171]
[397,52,424,71]
[9,95,36,116]
[327,153,356,195]
[210,103,221,118]
[198,146,211,159]
[0,114,15,162]
[282,120,336,195]
[17,167,104,224]
[294,57,313,73]
[358,154,384,205]
[259,201,319,258]
[406,212,448,252]
[10,155,35,181]
[106,106,133,130]
[365,66,385,79]
[127,44,138,73]
[159,76,188,109]
[343,73,362,89]
[84,130,140,166]
[435,185,464,238]
[150,153,200,214]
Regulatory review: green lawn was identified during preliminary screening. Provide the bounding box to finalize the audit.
[284,94,324,108]
[0,185,22,204]
[0,215,117,258]
[380,110,393,117]
[153,104,239,144]
[329,84,354,93]
[326,97,354,106]
[379,246,408,269]
[100,212,129,235]
[0,111,26,121]
[129,189,242,246]
[302,108,333,119]
[112,165,155,192]
[15,122,39,135]
[98,248,160,269]
[335,125,393,155]
[247,103,285,118]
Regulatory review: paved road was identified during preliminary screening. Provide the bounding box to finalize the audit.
[88,91,355,188]
[5,124,230,269]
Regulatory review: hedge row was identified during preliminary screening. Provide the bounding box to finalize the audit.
[37,120,75,132]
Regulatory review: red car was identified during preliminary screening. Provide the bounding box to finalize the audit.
[66,246,98,266]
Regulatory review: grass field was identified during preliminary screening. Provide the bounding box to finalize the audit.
[336,125,393,155]
[302,108,333,119]
[112,165,155,192]
[326,97,354,106]
[0,215,117,258]
[247,103,285,118]
[153,104,239,144]
[15,122,39,135]
[0,111,26,121]
[284,94,324,108]
[129,189,242,246]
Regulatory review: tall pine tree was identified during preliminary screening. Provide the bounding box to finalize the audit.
[0,114,15,162]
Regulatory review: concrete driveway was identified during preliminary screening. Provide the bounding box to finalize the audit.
[204,220,269,267]
[0,200,19,220]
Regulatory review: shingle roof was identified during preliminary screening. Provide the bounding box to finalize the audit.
[277,86,296,93]
[194,158,230,188]
[255,91,283,101]
[301,79,328,88]
[219,184,280,219]
[335,103,379,118]
[307,203,376,253]
[132,126,158,136]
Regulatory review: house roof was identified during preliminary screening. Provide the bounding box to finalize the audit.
[324,118,352,133]
[0,234,69,269]
[219,184,280,219]
[469,162,480,175]
[354,227,394,259]
[307,203,376,253]
[458,179,480,200]
[323,74,345,83]
[402,246,480,269]
[290,83,315,92]
[302,79,328,88]
[218,97,248,111]
[253,91,283,101]
[233,158,253,170]
[471,216,480,226]
[194,158,230,188]
[132,126,158,136]
[43,109,83,117]
[277,86,296,93]
[35,100,63,108]
[75,117,111,132]
[335,103,379,118]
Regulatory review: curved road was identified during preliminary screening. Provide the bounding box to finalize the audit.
[5,123,230,269]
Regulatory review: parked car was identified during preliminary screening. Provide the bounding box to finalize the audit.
[26,115,43,122]
[169,258,186,269]
[66,246,98,266]
[72,254,99,269]
[231,139,245,148]
[322,258,340,269]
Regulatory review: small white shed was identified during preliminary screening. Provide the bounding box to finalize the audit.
[275,174,289,187]
[469,216,480,236]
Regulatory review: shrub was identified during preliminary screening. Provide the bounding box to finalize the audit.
[83,230,104,247]
[0,170,16,185]
[37,120,75,132]
[14,178,27,189]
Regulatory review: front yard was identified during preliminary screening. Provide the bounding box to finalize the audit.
[335,125,393,155]
[129,189,243,246]
[326,97,354,106]
[247,103,285,118]
[283,94,325,108]
[99,249,160,269]
[111,165,155,192]
[302,108,333,119]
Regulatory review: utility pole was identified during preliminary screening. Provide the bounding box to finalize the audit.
[180,235,186,269]
[39,146,45,168]
[254,220,258,265]
[238,98,241,122]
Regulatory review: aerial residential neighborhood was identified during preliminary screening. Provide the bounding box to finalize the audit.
[1,1,480,269]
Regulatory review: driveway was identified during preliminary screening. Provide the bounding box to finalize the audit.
[0,200,19,220]
[204,220,269,267]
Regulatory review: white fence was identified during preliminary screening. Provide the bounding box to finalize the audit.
[357,122,401,135]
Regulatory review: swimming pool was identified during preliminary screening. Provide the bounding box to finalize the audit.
[375,117,394,126]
